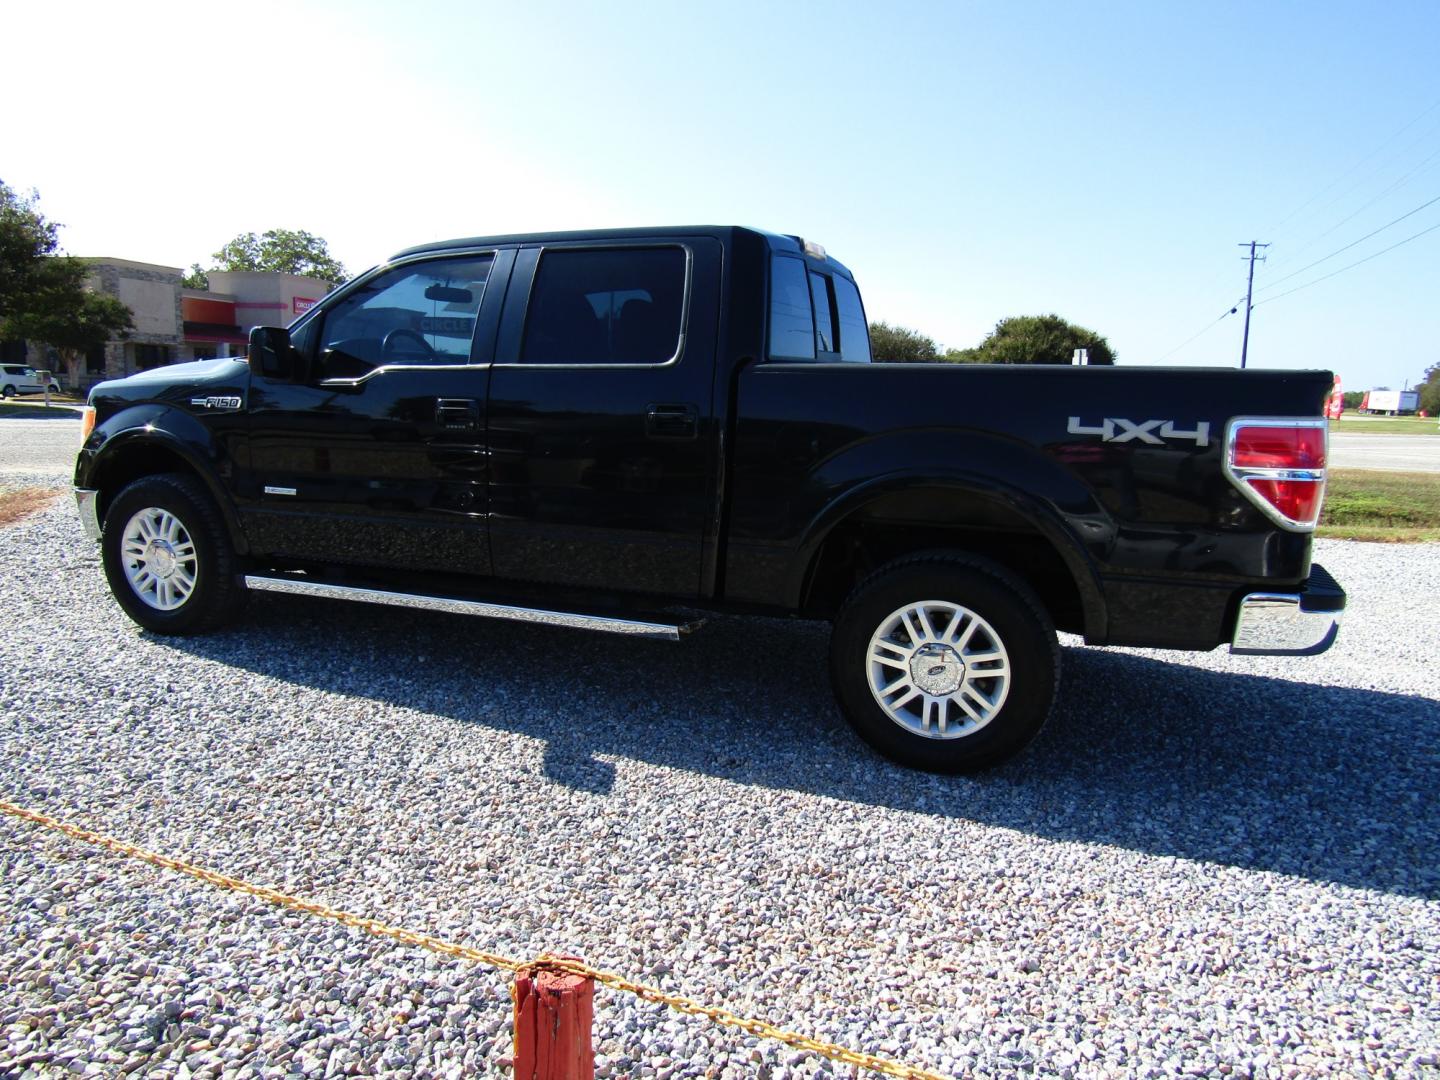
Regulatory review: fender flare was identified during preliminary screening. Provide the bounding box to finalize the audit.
[85,407,250,554]
[790,470,1109,641]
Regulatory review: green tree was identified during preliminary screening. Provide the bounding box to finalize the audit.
[962,313,1116,366]
[1341,390,1365,410]
[4,258,133,390]
[868,321,939,363]
[1419,364,1440,417]
[182,263,210,290]
[941,346,989,364]
[0,179,62,317]
[208,229,347,286]
[0,180,133,389]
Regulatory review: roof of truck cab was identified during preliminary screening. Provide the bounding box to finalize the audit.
[390,226,854,278]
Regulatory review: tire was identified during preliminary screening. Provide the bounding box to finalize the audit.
[100,473,246,634]
[830,553,1059,773]
[1,386,15,399]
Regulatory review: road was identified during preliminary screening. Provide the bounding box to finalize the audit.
[0,410,82,479]
[1329,433,1440,473]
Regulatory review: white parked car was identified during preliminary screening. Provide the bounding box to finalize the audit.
[0,365,63,398]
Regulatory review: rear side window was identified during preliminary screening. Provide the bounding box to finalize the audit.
[809,273,837,355]
[521,247,686,365]
[833,276,871,363]
[769,257,815,359]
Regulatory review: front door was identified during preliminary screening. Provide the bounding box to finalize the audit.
[241,250,511,575]
[486,239,721,598]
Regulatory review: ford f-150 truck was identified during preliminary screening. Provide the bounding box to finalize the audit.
[74,226,1345,772]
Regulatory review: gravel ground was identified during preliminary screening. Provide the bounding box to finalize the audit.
[1,484,1437,1079]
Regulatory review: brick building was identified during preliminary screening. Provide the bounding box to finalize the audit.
[8,259,332,390]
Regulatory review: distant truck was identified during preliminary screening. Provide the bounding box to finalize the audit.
[1360,389,1419,414]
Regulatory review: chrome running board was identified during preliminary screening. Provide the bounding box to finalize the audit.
[242,575,702,640]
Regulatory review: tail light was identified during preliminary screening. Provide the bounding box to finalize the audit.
[1223,418,1328,530]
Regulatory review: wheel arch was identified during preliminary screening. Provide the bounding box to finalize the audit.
[794,474,1106,640]
[88,427,249,554]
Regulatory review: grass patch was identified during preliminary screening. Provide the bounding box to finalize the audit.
[1331,415,1438,436]
[1318,469,1440,541]
[0,486,62,528]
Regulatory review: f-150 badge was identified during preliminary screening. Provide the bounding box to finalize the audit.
[190,395,243,410]
[1067,416,1211,447]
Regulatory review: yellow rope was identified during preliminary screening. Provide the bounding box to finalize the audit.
[1,800,947,1080]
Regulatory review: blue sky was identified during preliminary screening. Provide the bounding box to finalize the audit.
[7,0,1438,391]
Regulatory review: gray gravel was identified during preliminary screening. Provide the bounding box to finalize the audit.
[1,485,1437,1078]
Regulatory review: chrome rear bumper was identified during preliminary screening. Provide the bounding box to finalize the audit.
[74,487,101,541]
[1230,563,1344,656]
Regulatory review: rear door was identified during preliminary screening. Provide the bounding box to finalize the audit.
[242,249,512,574]
[486,238,722,597]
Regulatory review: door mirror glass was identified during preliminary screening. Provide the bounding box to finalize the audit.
[249,326,301,380]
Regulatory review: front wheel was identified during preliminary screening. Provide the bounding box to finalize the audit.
[830,554,1059,773]
[100,473,246,634]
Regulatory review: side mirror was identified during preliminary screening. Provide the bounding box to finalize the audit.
[249,326,302,380]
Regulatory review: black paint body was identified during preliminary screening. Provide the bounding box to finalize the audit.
[77,226,1336,651]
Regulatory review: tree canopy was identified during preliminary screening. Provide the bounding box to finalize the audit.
[0,179,133,388]
[195,229,348,287]
[0,180,63,317]
[1419,363,1440,417]
[868,321,939,363]
[949,314,1116,366]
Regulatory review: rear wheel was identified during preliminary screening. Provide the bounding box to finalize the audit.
[1,386,15,399]
[100,473,246,634]
[830,553,1059,772]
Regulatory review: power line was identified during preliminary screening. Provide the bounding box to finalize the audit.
[1255,218,1440,307]
[1154,298,1245,362]
[1266,94,1440,234]
[1255,191,1440,294]
[1274,143,1440,265]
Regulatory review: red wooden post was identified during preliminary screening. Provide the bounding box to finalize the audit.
[512,957,595,1079]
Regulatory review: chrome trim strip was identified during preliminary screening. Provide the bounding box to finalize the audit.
[1229,592,1342,656]
[242,575,697,640]
[318,362,490,387]
[74,487,101,542]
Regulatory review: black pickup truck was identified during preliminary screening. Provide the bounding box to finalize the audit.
[75,226,1344,771]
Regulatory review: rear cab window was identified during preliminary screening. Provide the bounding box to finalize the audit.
[767,254,870,363]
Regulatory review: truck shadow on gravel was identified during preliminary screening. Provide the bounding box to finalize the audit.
[163,597,1439,901]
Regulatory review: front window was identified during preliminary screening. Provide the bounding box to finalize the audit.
[315,255,493,379]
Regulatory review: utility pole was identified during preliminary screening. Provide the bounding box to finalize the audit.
[1238,241,1269,369]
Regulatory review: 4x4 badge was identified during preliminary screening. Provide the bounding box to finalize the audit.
[190,395,243,410]
[1067,416,1211,447]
